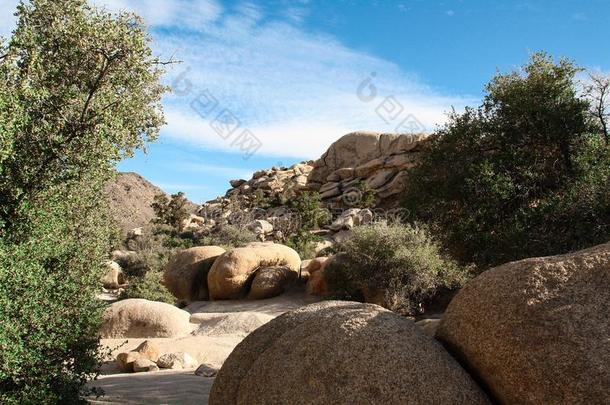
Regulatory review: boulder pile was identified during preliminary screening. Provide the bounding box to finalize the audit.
[114,340,199,373]
[207,242,301,300]
[307,131,429,207]
[190,132,429,245]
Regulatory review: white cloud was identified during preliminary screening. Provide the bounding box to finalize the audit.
[91,0,222,29]
[148,2,476,159]
[2,0,477,160]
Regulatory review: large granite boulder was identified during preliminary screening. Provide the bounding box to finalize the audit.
[100,299,194,338]
[437,242,610,405]
[163,246,226,303]
[207,243,301,300]
[209,301,489,405]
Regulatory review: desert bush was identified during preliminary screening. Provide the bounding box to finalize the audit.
[285,232,320,260]
[199,224,257,248]
[324,222,471,315]
[119,271,175,304]
[404,53,610,268]
[0,0,166,402]
[120,225,192,278]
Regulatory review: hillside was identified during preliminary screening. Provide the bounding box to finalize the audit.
[105,172,197,234]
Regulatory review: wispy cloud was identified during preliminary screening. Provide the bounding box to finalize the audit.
[146,1,476,159]
[2,0,477,160]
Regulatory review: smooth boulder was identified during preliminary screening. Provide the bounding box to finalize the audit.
[163,246,225,303]
[100,299,193,338]
[207,243,300,300]
[437,242,610,405]
[210,301,489,405]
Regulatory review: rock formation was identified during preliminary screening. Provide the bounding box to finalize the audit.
[210,301,489,405]
[437,242,610,404]
[163,246,226,303]
[100,298,194,338]
[207,243,301,300]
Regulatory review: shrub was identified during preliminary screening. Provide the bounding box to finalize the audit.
[285,232,320,260]
[119,271,175,304]
[324,222,471,315]
[199,224,257,249]
[404,53,610,268]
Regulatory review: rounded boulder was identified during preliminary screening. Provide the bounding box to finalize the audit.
[207,243,300,300]
[209,301,489,405]
[163,246,226,303]
[100,299,194,338]
[437,242,610,405]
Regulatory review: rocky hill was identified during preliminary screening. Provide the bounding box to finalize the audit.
[105,172,197,234]
[193,131,430,247]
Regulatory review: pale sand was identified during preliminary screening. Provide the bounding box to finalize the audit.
[88,286,319,404]
[89,370,214,405]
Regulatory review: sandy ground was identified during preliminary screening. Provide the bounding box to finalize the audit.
[88,286,319,404]
[89,371,214,405]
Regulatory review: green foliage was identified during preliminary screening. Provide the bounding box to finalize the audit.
[199,224,257,249]
[283,192,329,259]
[119,271,175,304]
[351,181,377,208]
[120,226,187,278]
[0,0,166,402]
[151,192,190,231]
[404,53,610,268]
[324,222,471,315]
[285,232,320,260]
[290,192,330,230]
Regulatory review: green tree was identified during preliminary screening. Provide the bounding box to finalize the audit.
[151,192,190,231]
[0,0,167,402]
[404,53,610,267]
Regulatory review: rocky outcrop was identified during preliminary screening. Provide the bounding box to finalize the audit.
[210,301,489,405]
[437,242,610,405]
[100,299,194,338]
[308,131,429,207]
[163,246,226,303]
[207,243,301,300]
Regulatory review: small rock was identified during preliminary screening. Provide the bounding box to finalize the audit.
[195,364,218,377]
[116,351,143,373]
[133,340,161,362]
[133,358,159,373]
[157,352,198,370]
[127,227,143,239]
[101,260,125,289]
[230,179,247,188]
[415,318,441,337]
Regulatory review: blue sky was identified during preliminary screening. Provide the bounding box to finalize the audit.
[2,0,609,203]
